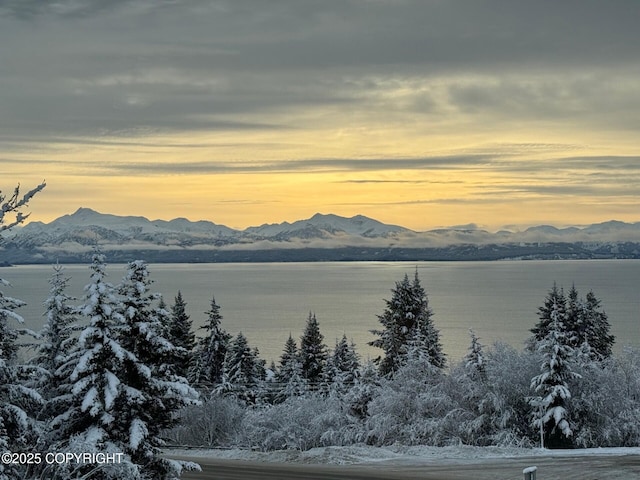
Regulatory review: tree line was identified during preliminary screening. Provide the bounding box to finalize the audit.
[166,268,631,454]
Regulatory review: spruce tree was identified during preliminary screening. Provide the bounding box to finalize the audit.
[530,282,567,347]
[52,252,141,479]
[190,295,231,389]
[0,282,42,480]
[464,328,487,381]
[169,291,195,378]
[37,264,78,376]
[156,297,171,338]
[582,290,615,360]
[370,270,445,375]
[33,264,79,431]
[276,333,299,383]
[532,283,615,361]
[222,332,266,404]
[411,271,446,369]
[329,334,360,384]
[117,260,200,479]
[530,299,581,449]
[299,312,327,385]
[275,334,307,401]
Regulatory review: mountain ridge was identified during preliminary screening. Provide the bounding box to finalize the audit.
[3,207,640,264]
[23,207,640,236]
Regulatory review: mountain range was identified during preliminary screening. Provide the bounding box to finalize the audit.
[2,208,640,264]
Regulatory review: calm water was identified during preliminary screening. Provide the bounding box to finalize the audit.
[2,260,639,364]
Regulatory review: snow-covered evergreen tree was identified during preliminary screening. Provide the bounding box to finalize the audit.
[277,333,298,382]
[464,328,487,381]
[31,263,80,450]
[49,251,142,479]
[117,260,200,479]
[370,270,445,375]
[328,334,360,387]
[0,182,45,480]
[579,290,615,361]
[168,291,195,379]
[35,264,78,392]
[156,297,171,339]
[299,312,327,386]
[190,295,230,390]
[0,282,42,480]
[221,332,266,405]
[48,254,200,479]
[532,284,614,362]
[529,299,581,449]
[275,334,307,402]
[529,283,567,348]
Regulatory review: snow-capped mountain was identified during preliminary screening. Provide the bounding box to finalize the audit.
[3,208,640,264]
[245,213,409,240]
[4,208,413,255]
[21,207,237,237]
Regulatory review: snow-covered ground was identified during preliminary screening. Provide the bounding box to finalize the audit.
[169,444,640,466]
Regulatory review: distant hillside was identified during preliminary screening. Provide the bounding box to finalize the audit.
[2,208,640,264]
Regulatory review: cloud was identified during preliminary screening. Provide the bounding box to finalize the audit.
[2,0,640,144]
[0,0,118,19]
[2,0,639,230]
[67,155,494,176]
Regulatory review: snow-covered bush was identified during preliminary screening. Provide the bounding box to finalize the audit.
[365,352,459,446]
[240,393,361,451]
[167,393,245,447]
[570,347,640,447]
[482,342,540,447]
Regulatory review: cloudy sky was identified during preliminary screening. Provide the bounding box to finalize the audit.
[2,0,639,231]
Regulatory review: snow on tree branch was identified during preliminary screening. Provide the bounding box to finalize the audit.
[0,181,46,233]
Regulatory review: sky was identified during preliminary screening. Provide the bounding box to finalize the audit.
[2,0,639,232]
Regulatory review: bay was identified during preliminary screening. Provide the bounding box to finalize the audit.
[2,260,639,364]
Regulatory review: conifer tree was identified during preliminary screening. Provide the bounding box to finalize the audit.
[299,312,327,385]
[49,255,200,479]
[275,334,307,401]
[169,291,195,378]
[530,282,567,347]
[411,272,446,369]
[38,264,78,375]
[581,291,615,360]
[33,264,79,431]
[530,299,581,449]
[190,295,231,389]
[0,182,45,480]
[329,334,360,384]
[51,251,141,479]
[156,297,171,337]
[532,283,614,361]
[222,332,266,404]
[276,334,299,383]
[370,270,445,375]
[0,284,42,480]
[464,328,487,381]
[117,260,200,478]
